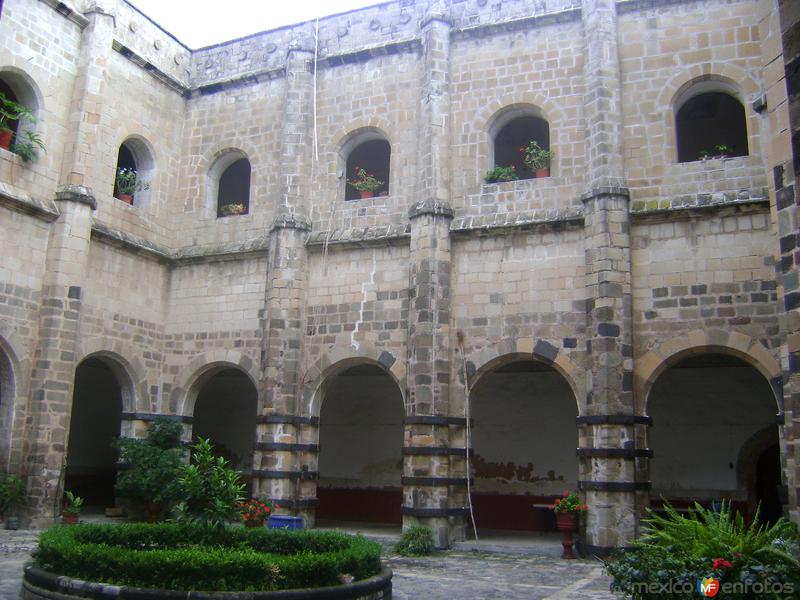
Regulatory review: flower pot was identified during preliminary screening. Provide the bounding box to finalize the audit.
[244,520,264,529]
[62,512,79,525]
[117,193,133,205]
[5,516,20,530]
[145,501,162,523]
[535,167,550,178]
[0,129,12,151]
[555,511,578,559]
[268,515,304,530]
[360,190,374,199]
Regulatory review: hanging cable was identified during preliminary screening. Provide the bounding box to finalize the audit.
[458,331,479,542]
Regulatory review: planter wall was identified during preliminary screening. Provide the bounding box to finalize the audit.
[23,565,393,600]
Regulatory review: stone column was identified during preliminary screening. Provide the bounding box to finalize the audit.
[403,2,456,548]
[579,0,642,551]
[767,0,800,524]
[22,4,114,523]
[253,41,315,521]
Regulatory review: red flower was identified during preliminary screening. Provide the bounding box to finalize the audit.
[712,558,733,570]
[563,491,570,497]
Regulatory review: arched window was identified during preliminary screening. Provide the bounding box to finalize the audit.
[217,157,251,217]
[113,138,154,206]
[343,135,390,200]
[490,110,551,181]
[676,91,748,163]
[0,71,41,160]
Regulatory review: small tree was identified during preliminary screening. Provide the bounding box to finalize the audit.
[114,418,186,517]
[174,438,245,528]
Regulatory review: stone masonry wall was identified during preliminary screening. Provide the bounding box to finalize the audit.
[0,0,796,547]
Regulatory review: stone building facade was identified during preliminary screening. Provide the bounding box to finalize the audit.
[0,0,797,551]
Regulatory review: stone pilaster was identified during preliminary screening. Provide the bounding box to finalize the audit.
[59,3,115,190]
[579,0,640,551]
[769,0,800,524]
[24,187,96,522]
[253,43,315,518]
[402,2,455,548]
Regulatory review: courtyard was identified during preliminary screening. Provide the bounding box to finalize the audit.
[0,524,616,600]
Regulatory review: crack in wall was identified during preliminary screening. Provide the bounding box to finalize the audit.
[351,248,376,350]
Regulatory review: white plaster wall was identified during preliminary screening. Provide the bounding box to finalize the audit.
[318,374,404,488]
[649,365,777,497]
[471,369,579,495]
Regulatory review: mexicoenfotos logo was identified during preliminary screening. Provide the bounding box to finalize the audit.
[697,577,720,597]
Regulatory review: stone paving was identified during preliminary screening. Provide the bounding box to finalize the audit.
[0,527,617,600]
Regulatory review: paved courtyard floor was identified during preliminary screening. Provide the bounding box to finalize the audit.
[0,525,617,600]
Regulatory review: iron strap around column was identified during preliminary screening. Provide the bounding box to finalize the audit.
[255,414,319,426]
[255,442,319,452]
[400,506,470,518]
[576,448,653,459]
[576,415,652,426]
[270,498,319,509]
[402,446,470,456]
[403,416,470,426]
[401,476,472,486]
[120,412,194,424]
[251,470,318,481]
[578,480,651,492]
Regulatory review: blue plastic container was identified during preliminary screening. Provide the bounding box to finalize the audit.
[267,515,304,530]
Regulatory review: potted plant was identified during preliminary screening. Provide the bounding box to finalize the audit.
[115,167,150,204]
[549,490,588,559]
[0,473,25,530]
[484,165,518,184]
[62,490,83,525]
[0,92,35,151]
[520,139,553,178]
[240,498,274,528]
[220,203,246,216]
[347,166,384,199]
[699,144,733,160]
[114,417,186,522]
[10,130,45,164]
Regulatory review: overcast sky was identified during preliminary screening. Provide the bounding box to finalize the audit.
[127,0,386,49]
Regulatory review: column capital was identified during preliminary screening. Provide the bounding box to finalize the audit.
[55,185,96,209]
[408,199,454,220]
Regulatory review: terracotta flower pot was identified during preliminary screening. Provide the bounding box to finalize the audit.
[0,129,12,150]
[555,511,578,559]
[360,190,374,199]
[244,520,264,529]
[146,501,162,522]
[62,512,79,525]
[535,167,550,178]
[117,194,133,205]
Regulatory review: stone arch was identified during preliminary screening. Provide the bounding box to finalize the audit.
[112,133,157,207]
[301,343,406,418]
[656,65,761,164]
[171,350,259,417]
[636,329,782,415]
[206,147,252,216]
[75,338,148,413]
[464,338,585,414]
[336,125,392,200]
[0,66,45,135]
[0,331,22,471]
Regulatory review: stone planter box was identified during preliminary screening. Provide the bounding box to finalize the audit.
[22,565,393,600]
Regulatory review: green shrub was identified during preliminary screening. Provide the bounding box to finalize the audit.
[484,165,518,183]
[395,525,435,556]
[174,437,245,527]
[33,523,382,592]
[114,418,186,510]
[604,502,800,599]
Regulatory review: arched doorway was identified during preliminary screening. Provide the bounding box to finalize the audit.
[0,343,15,469]
[648,353,782,523]
[192,367,258,495]
[65,357,124,509]
[316,362,404,525]
[469,357,578,532]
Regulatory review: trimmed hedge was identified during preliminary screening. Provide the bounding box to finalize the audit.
[33,523,382,592]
